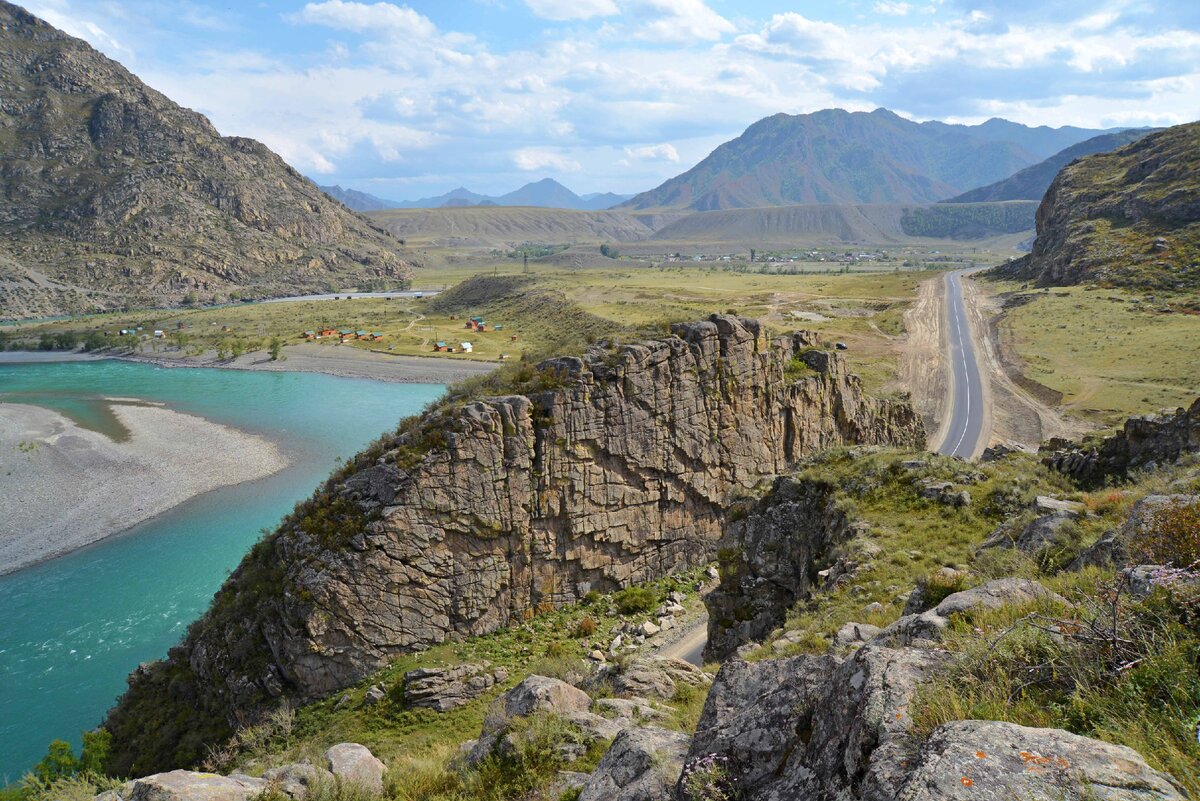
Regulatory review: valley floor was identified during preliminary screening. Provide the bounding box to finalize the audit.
[0,401,288,575]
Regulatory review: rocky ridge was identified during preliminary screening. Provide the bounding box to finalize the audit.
[1044,397,1200,486]
[994,121,1200,289]
[103,315,924,774]
[0,2,416,319]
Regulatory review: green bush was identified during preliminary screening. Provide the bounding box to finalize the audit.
[612,586,657,616]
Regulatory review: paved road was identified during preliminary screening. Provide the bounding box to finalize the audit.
[937,269,987,459]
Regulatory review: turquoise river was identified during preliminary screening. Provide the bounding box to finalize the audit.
[0,360,445,782]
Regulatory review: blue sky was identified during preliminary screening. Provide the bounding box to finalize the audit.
[22,0,1200,199]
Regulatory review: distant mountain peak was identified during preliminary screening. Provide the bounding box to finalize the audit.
[621,107,1120,211]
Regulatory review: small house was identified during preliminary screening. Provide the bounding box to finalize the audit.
[367,332,384,341]
[433,341,449,352]
[477,323,488,332]
[356,330,369,339]
[319,328,337,337]
[460,341,474,353]
[303,331,316,340]
[339,329,355,338]
[153,330,165,338]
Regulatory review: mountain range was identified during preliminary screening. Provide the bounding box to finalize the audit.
[319,178,631,213]
[0,1,415,320]
[621,108,1125,211]
[943,129,1156,203]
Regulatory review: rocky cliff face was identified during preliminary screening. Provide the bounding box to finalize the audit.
[995,122,1200,290]
[0,2,416,319]
[1044,397,1200,486]
[704,476,852,660]
[104,316,923,774]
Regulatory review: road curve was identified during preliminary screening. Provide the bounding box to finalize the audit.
[937,269,988,459]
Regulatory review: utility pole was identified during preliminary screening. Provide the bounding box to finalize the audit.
[523,253,529,274]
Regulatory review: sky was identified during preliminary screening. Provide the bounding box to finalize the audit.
[20,0,1200,199]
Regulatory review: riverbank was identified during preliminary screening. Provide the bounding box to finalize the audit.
[0,345,498,384]
[0,401,289,575]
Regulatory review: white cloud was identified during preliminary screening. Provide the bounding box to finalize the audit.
[512,147,583,171]
[524,0,619,21]
[628,0,735,42]
[289,1,436,38]
[873,2,911,16]
[624,143,680,161]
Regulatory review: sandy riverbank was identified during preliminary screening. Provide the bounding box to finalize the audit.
[1,345,497,384]
[0,401,289,575]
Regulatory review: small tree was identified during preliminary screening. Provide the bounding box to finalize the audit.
[600,243,619,259]
[268,336,284,362]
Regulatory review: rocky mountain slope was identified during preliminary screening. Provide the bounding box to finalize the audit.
[385,178,630,211]
[103,315,923,774]
[318,185,399,213]
[622,108,1110,210]
[81,429,1200,801]
[995,121,1200,289]
[0,2,416,320]
[944,129,1154,203]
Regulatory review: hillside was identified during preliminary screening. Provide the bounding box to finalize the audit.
[944,129,1154,203]
[318,185,400,213]
[0,2,415,320]
[995,121,1200,289]
[387,179,631,211]
[622,108,1109,210]
[101,316,923,773]
[648,201,1036,246]
[368,205,667,245]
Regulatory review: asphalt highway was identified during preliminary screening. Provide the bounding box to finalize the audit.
[937,269,987,459]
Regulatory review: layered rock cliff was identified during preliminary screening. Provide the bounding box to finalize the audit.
[103,316,923,774]
[1044,397,1200,486]
[0,2,416,319]
[995,122,1200,289]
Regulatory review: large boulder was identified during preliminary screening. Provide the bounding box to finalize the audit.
[876,579,1064,647]
[605,657,711,701]
[682,655,838,789]
[897,720,1186,800]
[324,744,386,794]
[481,675,591,736]
[403,663,508,711]
[577,727,690,801]
[980,510,1079,554]
[262,764,334,800]
[101,772,267,801]
[468,675,612,765]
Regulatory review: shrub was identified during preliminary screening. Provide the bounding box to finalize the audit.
[612,586,657,616]
[1135,499,1200,567]
[917,568,968,608]
[574,616,597,638]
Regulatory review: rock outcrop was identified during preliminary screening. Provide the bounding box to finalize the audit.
[1071,493,1199,569]
[703,476,851,659]
[104,317,924,774]
[992,121,1200,290]
[0,2,416,319]
[402,664,509,712]
[1044,398,1200,486]
[577,726,690,801]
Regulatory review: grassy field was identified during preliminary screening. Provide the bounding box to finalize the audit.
[991,281,1200,426]
[4,261,955,396]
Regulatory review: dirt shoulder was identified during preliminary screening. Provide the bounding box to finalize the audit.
[901,272,951,448]
[961,278,1091,448]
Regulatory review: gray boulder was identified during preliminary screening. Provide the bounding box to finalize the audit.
[103,771,267,801]
[324,743,386,794]
[578,726,690,801]
[980,510,1079,554]
[897,720,1185,800]
[469,675,598,765]
[877,579,1064,648]
[262,763,334,800]
[833,621,881,649]
[682,655,838,789]
[605,657,711,701]
[403,663,508,712]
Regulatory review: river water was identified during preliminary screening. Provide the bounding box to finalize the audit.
[0,360,444,781]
